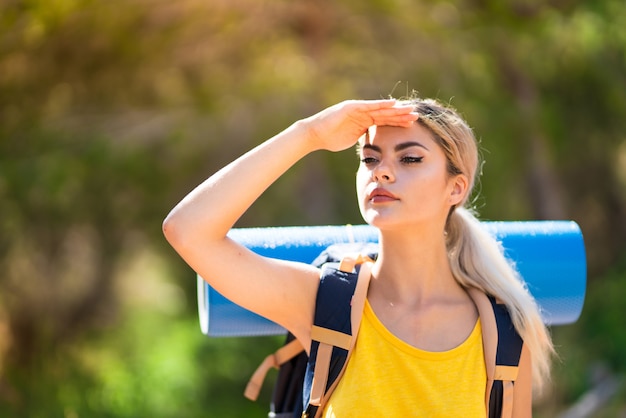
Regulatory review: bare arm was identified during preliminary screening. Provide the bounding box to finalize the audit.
[162,100,418,348]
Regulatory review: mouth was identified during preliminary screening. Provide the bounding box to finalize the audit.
[367,187,399,203]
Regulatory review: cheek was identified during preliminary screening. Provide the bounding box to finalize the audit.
[405,167,450,204]
[355,167,369,202]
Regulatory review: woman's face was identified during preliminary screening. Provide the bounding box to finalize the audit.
[356,123,467,232]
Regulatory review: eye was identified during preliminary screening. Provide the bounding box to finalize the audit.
[400,156,424,164]
[360,156,379,165]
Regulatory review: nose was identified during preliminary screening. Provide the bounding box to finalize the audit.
[372,161,394,182]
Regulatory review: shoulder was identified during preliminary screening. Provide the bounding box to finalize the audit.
[467,288,524,369]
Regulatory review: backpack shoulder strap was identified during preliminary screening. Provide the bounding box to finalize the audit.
[304,255,373,418]
[468,288,524,418]
[244,254,373,414]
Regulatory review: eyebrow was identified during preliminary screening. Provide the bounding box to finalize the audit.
[361,141,430,153]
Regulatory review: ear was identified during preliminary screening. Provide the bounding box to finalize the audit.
[448,174,469,207]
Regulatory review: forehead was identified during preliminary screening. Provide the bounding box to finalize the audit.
[362,123,437,150]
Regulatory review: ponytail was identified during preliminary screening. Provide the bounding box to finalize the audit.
[404,96,554,392]
[446,207,554,393]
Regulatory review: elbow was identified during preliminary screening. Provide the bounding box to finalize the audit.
[162,210,184,248]
[163,205,225,251]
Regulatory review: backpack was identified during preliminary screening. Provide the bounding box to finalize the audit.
[244,244,525,418]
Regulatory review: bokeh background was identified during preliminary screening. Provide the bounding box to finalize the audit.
[1,0,625,416]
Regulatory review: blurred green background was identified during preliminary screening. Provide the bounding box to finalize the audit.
[1,0,625,416]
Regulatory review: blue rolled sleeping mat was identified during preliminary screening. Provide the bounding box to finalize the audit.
[197,222,587,337]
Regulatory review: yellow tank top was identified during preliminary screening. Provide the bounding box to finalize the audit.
[323,300,487,417]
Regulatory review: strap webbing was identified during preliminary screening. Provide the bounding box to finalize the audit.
[494,365,519,381]
[244,338,303,401]
[309,343,333,406]
[310,326,351,351]
[502,380,515,418]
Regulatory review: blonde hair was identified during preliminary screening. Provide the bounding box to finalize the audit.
[404,97,554,392]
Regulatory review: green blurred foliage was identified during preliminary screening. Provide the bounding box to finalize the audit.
[1,0,625,416]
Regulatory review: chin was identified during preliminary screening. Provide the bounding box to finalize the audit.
[361,211,404,230]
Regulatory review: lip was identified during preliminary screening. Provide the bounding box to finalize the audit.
[367,187,399,203]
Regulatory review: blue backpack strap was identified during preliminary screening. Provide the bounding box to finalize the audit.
[467,288,524,418]
[302,256,373,418]
[487,296,524,418]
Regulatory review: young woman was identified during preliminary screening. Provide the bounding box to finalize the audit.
[163,98,553,417]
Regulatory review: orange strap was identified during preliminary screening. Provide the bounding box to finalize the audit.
[311,326,351,351]
[501,380,515,418]
[338,254,375,273]
[309,343,333,406]
[244,338,303,401]
[495,365,519,381]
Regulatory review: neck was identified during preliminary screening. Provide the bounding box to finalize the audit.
[370,225,464,306]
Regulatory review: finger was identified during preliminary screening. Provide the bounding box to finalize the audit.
[370,108,419,125]
[357,99,397,110]
[345,100,417,128]
[372,105,416,116]
[346,99,398,115]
